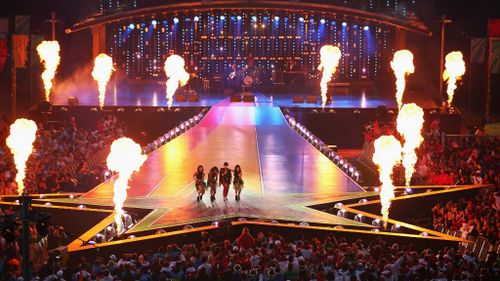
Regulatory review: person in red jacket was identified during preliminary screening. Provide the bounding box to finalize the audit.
[236,227,255,249]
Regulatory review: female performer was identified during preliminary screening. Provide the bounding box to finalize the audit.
[207,166,219,201]
[193,165,206,202]
[219,162,232,201]
[233,165,244,201]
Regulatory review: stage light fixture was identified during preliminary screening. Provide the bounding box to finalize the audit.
[274,16,279,21]
[342,22,347,27]
[364,26,369,31]
[371,228,380,232]
[78,204,86,209]
[298,17,304,22]
[309,19,314,23]
[334,225,344,229]
[334,202,343,208]
[39,194,45,199]
[44,202,52,206]
[320,19,326,24]
[391,224,401,232]
[354,214,363,222]
[252,16,257,22]
[127,235,136,239]
[237,16,242,20]
[211,221,219,226]
[349,167,354,173]
[359,198,368,203]
[420,232,429,237]
[156,229,166,234]
[152,20,157,25]
[220,15,226,20]
[69,194,75,199]
[238,217,247,222]
[173,17,179,24]
[336,209,347,218]
[183,225,194,230]
[175,127,181,133]
[271,220,279,224]
[405,187,413,193]
[299,222,309,226]
[372,219,382,227]
[194,16,200,22]
[129,23,135,29]
[374,187,380,192]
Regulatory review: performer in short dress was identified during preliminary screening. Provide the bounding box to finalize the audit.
[219,162,232,201]
[193,165,206,202]
[207,166,219,201]
[233,165,244,201]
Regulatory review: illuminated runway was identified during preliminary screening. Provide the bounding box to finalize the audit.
[78,97,364,229]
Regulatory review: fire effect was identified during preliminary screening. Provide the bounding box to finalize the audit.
[164,54,190,108]
[106,137,147,233]
[372,135,402,227]
[318,45,342,107]
[36,41,61,101]
[443,51,466,106]
[397,103,424,188]
[390,50,415,109]
[92,54,115,108]
[6,119,38,195]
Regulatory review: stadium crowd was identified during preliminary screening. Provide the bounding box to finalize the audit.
[432,190,500,243]
[363,120,500,187]
[2,225,499,281]
[0,114,126,195]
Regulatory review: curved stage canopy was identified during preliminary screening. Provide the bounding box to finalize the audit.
[68,0,430,35]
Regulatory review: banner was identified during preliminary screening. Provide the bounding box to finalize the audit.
[0,38,7,71]
[0,18,8,34]
[471,38,486,63]
[488,19,500,38]
[15,16,30,34]
[490,39,500,74]
[12,34,29,68]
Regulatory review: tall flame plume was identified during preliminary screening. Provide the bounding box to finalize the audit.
[92,54,115,108]
[397,103,424,188]
[390,50,415,109]
[36,41,61,101]
[164,54,190,109]
[106,137,147,233]
[318,45,342,107]
[443,51,466,106]
[372,135,402,228]
[6,119,38,195]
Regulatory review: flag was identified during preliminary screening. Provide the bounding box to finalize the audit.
[0,38,7,71]
[30,34,45,66]
[15,16,30,34]
[470,38,486,63]
[12,34,29,68]
[0,18,8,34]
[488,19,500,38]
[490,39,500,74]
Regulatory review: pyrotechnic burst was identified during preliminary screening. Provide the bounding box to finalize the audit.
[36,41,61,101]
[6,119,38,195]
[92,54,115,108]
[396,103,424,188]
[164,54,190,108]
[443,51,466,106]
[390,50,415,109]
[318,45,342,107]
[372,135,402,228]
[106,137,147,233]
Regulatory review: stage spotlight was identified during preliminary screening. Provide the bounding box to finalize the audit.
[180,124,186,131]
[44,202,52,206]
[116,108,125,112]
[127,235,136,239]
[274,16,279,21]
[90,107,98,112]
[156,229,166,234]
[298,17,304,22]
[359,198,368,203]
[339,159,344,165]
[238,217,247,222]
[211,221,219,227]
[371,228,380,232]
[61,107,68,112]
[372,219,382,227]
[420,232,429,237]
[334,225,344,229]
[152,20,157,25]
[220,15,226,20]
[69,194,75,199]
[354,214,363,222]
[349,167,354,173]
[237,15,242,20]
[129,23,135,29]
[183,225,194,230]
[336,209,347,218]
[169,130,176,137]
[194,16,200,22]
[342,22,347,27]
[405,187,413,193]
[391,224,401,232]
[364,25,369,31]
[173,17,179,24]
[353,109,361,114]
[175,127,181,133]
[251,16,257,22]
[328,109,336,114]
[15,199,19,204]
[354,171,360,177]
[320,19,326,24]
[159,136,166,144]
[271,220,279,224]
[299,222,309,226]
[134,108,142,112]
[39,194,45,199]
[374,187,380,192]
[156,107,165,112]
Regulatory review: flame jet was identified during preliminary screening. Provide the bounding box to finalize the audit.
[390,50,414,109]
[37,41,61,101]
[443,51,466,106]
[318,45,342,107]
[397,103,424,189]
[92,54,115,109]
[6,119,38,195]
[164,54,190,109]
[372,135,402,228]
[106,137,147,234]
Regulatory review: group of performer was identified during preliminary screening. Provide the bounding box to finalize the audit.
[193,162,244,202]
